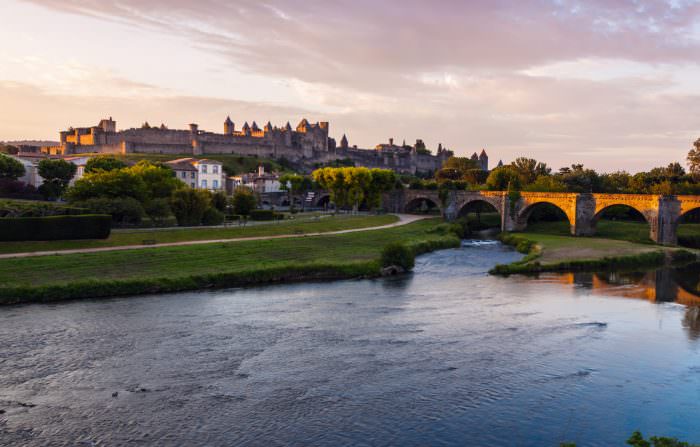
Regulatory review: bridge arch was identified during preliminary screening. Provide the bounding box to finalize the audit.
[515,200,574,232]
[404,196,442,215]
[593,203,652,225]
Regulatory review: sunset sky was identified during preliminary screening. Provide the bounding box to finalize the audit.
[1,0,699,172]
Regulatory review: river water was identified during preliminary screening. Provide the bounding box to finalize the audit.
[1,241,700,446]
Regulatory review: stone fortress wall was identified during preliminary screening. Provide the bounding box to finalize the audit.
[44,117,460,175]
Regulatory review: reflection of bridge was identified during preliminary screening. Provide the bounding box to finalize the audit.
[384,190,700,245]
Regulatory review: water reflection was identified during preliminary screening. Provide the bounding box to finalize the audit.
[532,262,700,339]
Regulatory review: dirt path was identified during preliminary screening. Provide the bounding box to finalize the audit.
[0,214,430,260]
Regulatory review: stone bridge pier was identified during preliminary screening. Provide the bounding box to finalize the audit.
[384,189,700,246]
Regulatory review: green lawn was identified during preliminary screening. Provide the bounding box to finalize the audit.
[505,219,700,266]
[0,214,398,255]
[0,218,457,300]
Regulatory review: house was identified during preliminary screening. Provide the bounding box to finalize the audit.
[228,164,282,194]
[164,158,225,191]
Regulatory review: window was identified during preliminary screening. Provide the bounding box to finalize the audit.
[191,172,195,179]
[201,165,208,174]
[213,165,219,174]
[181,172,186,179]
[201,179,207,188]
[213,180,219,189]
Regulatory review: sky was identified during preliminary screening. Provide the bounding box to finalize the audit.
[1,0,700,172]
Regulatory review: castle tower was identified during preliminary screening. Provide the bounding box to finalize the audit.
[340,134,348,149]
[224,116,234,135]
[242,122,251,136]
[296,118,309,132]
[264,121,273,133]
[479,149,488,171]
[470,152,479,163]
[251,121,260,132]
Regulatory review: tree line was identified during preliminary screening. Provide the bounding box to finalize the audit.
[421,138,700,195]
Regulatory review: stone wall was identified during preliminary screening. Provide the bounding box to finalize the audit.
[388,189,700,246]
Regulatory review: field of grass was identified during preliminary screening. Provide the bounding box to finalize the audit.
[490,219,700,275]
[0,218,458,303]
[0,214,398,255]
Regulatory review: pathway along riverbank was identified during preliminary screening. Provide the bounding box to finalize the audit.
[0,218,459,304]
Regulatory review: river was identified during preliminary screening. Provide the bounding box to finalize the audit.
[1,241,700,446]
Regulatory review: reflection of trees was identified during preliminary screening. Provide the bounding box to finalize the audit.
[683,307,700,340]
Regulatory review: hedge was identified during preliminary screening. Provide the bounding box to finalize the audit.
[0,214,112,241]
[249,209,284,221]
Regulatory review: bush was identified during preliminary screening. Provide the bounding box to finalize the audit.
[0,215,111,241]
[143,198,172,226]
[170,188,211,226]
[249,209,283,221]
[74,197,145,226]
[202,207,225,226]
[380,242,415,271]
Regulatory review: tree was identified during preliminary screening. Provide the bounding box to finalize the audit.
[38,159,76,200]
[436,156,479,183]
[556,164,601,193]
[511,157,551,185]
[688,138,700,179]
[128,161,181,199]
[0,154,25,180]
[85,156,127,173]
[170,188,211,226]
[366,168,397,210]
[523,175,567,192]
[67,169,148,202]
[279,173,307,211]
[211,190,228,212]
[486,166,522,191]
[143,198,172,226]
[231,187,257,218]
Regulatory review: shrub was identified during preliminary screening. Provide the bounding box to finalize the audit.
[74,197,145,226]
[170,188,211,226]
[211,191,229,212]
[380,242,415,271]
[0,215,111,241]
[0,154,26,180]
[202,207,225,226]
[143,198,172,227]
[249,209,281,221]
[231,187,256,217]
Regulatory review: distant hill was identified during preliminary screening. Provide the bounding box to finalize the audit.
[1,140,58,147]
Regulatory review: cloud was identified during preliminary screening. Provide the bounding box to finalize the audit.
[9,0,700,171]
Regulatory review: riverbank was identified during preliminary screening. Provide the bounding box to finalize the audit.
[490,231,699,275]
[0,218,460,304]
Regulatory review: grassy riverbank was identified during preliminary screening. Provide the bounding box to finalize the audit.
[490,230,698,275]
[0,214,398,255]
[0,218,459,304]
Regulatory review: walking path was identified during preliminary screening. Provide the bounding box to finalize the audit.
[0,214,429,260]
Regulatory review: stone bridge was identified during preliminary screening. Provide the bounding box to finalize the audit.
[383,190,700,245]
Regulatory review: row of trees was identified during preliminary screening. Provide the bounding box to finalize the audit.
[424,138,700,195]
[0,154,78,200]
[311,167,398,211]
[66,156,257,226]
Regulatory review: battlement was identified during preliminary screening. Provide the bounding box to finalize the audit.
[45,116,456,175]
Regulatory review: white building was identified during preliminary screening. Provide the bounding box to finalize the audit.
[10,154,89,187]
[229,164,282,194]
[165,158,225,191]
